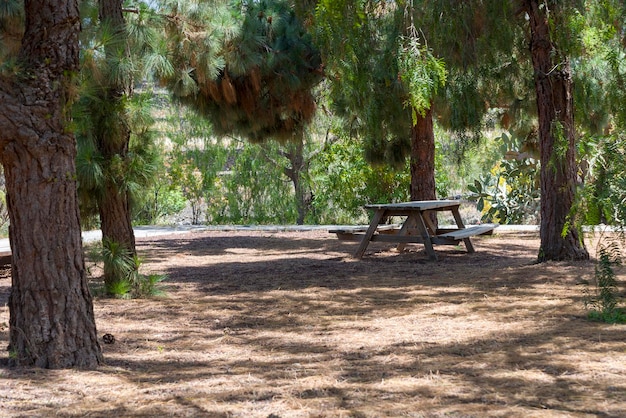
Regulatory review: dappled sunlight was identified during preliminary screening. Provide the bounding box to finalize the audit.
[1,229,625,417]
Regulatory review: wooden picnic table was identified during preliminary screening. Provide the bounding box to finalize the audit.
[330,200,497,260]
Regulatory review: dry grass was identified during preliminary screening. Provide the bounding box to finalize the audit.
[1,229,625,417]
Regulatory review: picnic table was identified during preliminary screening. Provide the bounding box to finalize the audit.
[330,200,497,260]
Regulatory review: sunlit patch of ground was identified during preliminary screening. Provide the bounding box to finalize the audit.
[0,230,625,417]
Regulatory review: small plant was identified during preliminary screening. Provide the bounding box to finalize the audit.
[584,241,626,323]
[128,255,168,298]
[106,279,133,299]
[101,238,135,293]
[88,240,167,299]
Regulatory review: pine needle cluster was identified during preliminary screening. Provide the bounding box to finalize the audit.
[162,0,323,143]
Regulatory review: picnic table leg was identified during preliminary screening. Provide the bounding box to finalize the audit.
[395,215,416,253]
[414,212,437,260]
[353,209,386,259]
[451,207,475,253]
[422,210,438,235]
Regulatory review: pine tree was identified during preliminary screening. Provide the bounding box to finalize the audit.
[0,0,102,368]
[75,0,161,292]
[519,0,589,261]
[315,0,446,206]
[156,0,322,221]
[160,0,322,143]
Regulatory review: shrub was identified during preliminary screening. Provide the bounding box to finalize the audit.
[583,240,626,324]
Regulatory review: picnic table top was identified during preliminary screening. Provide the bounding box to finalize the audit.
[364,200,461,211]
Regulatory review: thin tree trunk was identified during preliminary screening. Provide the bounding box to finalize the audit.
[99,181,136,251]
[98,0,137,285]
[410,107,437,228]
[525,0,589,261]
[410,107,437,202]
[282,137,311,225]
[0,0,102,368]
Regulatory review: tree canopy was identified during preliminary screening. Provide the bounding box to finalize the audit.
[160,0,323,143]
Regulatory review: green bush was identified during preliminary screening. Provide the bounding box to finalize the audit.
[580,135,626,226]
[584,240,626,324]
[309,137,410,224]
[133,185,187,225]
[467,132,540,224]
[208,141,297,224]
[88,239,167,299]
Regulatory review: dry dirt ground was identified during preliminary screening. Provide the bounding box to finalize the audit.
[0,229,625,417]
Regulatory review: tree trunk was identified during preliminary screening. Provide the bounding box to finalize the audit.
[282,137,311,225]
[0,0,102,368]
[410,107,437,202]
[525,0,589,261]
[99,181,136,257]
[410,107,438,228]
[98,0,137,285]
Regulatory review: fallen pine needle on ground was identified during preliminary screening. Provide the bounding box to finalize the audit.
[0,229,625,417]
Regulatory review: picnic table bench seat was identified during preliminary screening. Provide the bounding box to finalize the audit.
[330,223,497,242]
[329,224,401,241]
[436,224,498,240]
[328,224,499,241]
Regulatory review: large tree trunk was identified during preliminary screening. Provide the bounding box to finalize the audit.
[98,0,137,285]
[525,0,589,261]
[0,0,102,368]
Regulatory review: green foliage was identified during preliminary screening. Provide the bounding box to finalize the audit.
[105,278,133,299]
[413,0,527,151]
[134,272,168,298]
[167,109,228,223]
[549,120,569,173]
[214,140,297,224]
[161,0,322,143]
[132,184,187,225]
[75,91,161,224]
[309,134,411,224]
[102,238,134,280]
[579,134,626,226]
[584,240,626,324]
[467,132,540,224]
[397,29,447,123]
[436,71,488,150]
[74,0,165,234]
[92,239,167,299]
[315,0,435,166]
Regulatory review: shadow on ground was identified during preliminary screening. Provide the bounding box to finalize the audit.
[0,230,623,418]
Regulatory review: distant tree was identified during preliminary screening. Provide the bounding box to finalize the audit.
[258,135,319,224]
[0,0,102,367]
[158,0,322,220]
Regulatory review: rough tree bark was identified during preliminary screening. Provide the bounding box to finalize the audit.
[97,0,137,284]
[524,0,589,261]
[0,0,102,367]
[410,107,437,202]
[410,107,438,228]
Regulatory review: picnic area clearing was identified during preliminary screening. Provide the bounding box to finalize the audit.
[0,229,625,417]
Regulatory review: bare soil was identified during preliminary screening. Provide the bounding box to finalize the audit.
[0,229,625,417]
